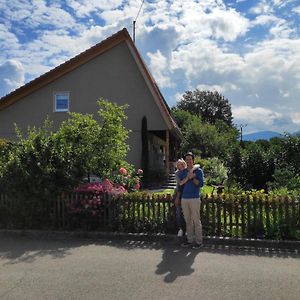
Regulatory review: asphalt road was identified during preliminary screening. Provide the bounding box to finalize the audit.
[0,235,299,300]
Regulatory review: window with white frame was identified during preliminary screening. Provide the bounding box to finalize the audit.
[54,92,69,112]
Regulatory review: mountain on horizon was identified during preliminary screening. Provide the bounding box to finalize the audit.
[293,130,300,136]
[243,131,282,141]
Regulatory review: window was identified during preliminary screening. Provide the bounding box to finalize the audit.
[54,92,69,112]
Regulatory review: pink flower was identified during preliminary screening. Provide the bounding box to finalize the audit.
[119,167,127,175]
[74,183,103,193]
[111,186,127,196]
[102,179,113,192]
[137,169,143,175]
[135,183,140,190]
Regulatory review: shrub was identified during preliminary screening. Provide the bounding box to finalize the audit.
[109,165,143,192]
[194,157,228,185]
[268,167,300,190]
[0,99,131,197]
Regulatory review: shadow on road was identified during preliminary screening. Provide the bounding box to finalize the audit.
[155,247,198,283]
[0,234,299,267]
[0,235,86,264]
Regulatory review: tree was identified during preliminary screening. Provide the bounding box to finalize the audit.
[0,98,130,196]
[228,143,275,189]
[94,99,130,178]
[176,89,233,126]
[172,108,238,159]
[274,134,300,172]
[171,107,199,130]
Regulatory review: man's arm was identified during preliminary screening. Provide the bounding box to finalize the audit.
[194,168,204,187]
[188,168,204,186]
[179,176,189,186]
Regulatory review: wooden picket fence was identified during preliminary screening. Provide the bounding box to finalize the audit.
[0,192,299,239]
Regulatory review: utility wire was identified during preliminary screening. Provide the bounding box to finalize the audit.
[134,0,145,22]
[133,0,145,42]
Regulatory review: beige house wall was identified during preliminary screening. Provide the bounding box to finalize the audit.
[0,41,168,168]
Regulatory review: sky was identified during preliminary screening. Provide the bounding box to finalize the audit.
[0,0,300,134]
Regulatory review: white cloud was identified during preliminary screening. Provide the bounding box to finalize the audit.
[232,105,290,133]
[293,6,300,14]
[170,38,245,87]
[291,112,300,124]
[65,0,123,18]
[205,8,249,41]
[0,24,20,53]
[250,13,295,39]
[0,60,24,98]
[197,83,239,93]
[233,106,283,125]
[269,19,295,38]
[249,1,273,15]
[0,0,78,30]
[252,14,281,26]
[147,50,172,88]
[0,0,299,133]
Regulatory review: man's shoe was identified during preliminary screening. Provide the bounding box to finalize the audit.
[192,243,204,250]
[180,242,192,248]
[177,229,184,237]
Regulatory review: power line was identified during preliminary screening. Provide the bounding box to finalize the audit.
[133,0,145,43]
[135,0,145,22]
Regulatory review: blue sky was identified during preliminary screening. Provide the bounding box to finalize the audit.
[0,0,300,134]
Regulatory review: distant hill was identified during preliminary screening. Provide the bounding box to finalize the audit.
[293,130,300,137]
[243,131,282,141]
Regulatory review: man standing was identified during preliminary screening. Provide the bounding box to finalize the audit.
[179,152,204,249]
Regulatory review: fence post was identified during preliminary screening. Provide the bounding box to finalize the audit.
[278,196,283,231]
[234,198,239,238]
[265,196,270,237]
[211,197,216,236]
[206,195,211,235]
[246,196,251,237]
[241,195,245,237]
[216,195,222,236]
[253,196,257,237]
[258,197,263,237]
[223,196,227,237]
[284,196,290,229]
[229,195,233,237]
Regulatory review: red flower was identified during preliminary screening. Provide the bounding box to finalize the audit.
[119,167,127,175]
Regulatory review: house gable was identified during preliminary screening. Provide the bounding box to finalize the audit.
[0,28,179,133]
[0,28,181,167]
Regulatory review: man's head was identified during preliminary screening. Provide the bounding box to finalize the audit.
[184,152,194,168]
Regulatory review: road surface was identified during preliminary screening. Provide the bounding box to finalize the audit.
[0,235,299,300]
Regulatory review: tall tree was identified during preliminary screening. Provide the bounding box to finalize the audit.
[176,89,233,126]
[172,108,238,159]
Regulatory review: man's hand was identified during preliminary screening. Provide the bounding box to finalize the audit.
[188,170,199,186]
[188,171,195,180]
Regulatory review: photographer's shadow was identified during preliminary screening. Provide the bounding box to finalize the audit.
[155,245,198,283]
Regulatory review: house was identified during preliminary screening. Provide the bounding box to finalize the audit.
[0,28,181,173]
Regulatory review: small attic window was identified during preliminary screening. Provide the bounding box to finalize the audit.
[54,92,69,112]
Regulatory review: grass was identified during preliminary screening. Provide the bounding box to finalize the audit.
[143,188,174,195]
[202,185,214,196]
[140,185,214,196]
